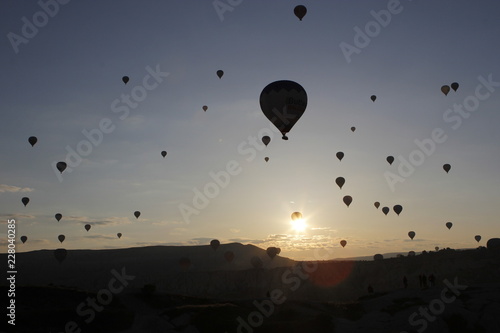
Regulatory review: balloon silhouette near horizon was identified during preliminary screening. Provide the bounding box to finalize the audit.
[54,248,67,263]
[122,76,129,84]
[210,239,220,251]
[55,213,62,222]
[343,195,352,207]
[22,197,30,207]
[340,240,347,248]
[408,231,416,240]
[291,212,303,220]
[84,224,91,232]
[134,211,141,219]
[28,136,37,147]
[266,247,279,259]
[335,177,345,189]
[336,152,344,161]
[216,70,224,79]
[475,235,481,243]
[443,163,451,173]
[260,80,307,140]
[294,5,307,21]
[58,235,65,243]
[117,233,122,239]
[446,222,453,230]
[21,236,27,244]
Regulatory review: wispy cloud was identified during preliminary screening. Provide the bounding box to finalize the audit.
[0,184,34,193]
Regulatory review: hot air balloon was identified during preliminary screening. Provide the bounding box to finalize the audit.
[224,251,234,263]
[266,247,279,259]
[276,248,281,255]
[370,95,377,102]
[28,136,38,147]
[55,213,62,222]
[294,5,307,21]
[451,82,459,92]
[161,151,167,158]
[56,162,67,174]
[134,211,141,219]
[393,205,403,216]
[22,197,30,207]
[443,164,451,173]
[374,254,383,261]
[474,235,481,243]
[335,177,345,189]
[408,231,416,240]
[262,136,271,146]
[291,212,302,220]
[336,152,344,161]
[20,236,27,244]
[340,240,347,248]
[408,251,416,257]
[122,76,129,84]
[216,70,224,79]
[374,202,380,209]
[54,248,67,263]
[210,239,220,251]
[343,195,352,207]
[382,207,389,215]
[117,233,122,239]
[264,157,269,162]
[435,246,439,251]
[441,85,450,96]
[386,156,394,165]
[84,224,91,232]
[251,256,263,269]
[58,235,65,243]
[350,127,356,132]
[259,80,307,140]
[202,105,208,112]
[446,222,453,230]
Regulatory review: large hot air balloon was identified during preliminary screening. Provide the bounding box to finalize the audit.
[55,213,62,222]
[474,235,481,243]
[408,231,416,240]
[441,85,450,96]
[266,247,279,259]
[340,240,347,248]
[443,164,451,173]
[451,82,459,92]
[382,207,389,215]
[28,136,38,147]
[374,202,380,209]
[393,205,403,216]
[224,251,234,263]
[202,105,208,112]
[262,136,271,146]
[350,127,356,132]
[117,233,122,239]
[20,236,27,244]
[161,151,167,158]
[260,80,307,140]
[84,224,91,232]
[370,95,377,102]
[122,76,129,84]
[336,152,344,161]
[56,162,67,174]
[22,197,30,207]
[291,212,302,221]
[293,5,307,21]
[54,248,67,263]
[386,156,394,165]
[134,211,141,219]
[210,239,220,251]
[251,256,263,269]
[446,222,453,230]
[335,177,345,189]
[343,195,352,207]
[58,235,65,243]
[216,70,224,79]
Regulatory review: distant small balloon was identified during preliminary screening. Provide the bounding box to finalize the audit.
[350,127,356,132]
[117,233,122,239]
[370,95,377,102]
[202,105,208,112]
[374,202,380,209]
[56,162,67,174]
[293,5,307,21]
[343,195,352,207]
[451,82,459,92]
[446,222,453,230]
[84,224,91,232]
[340,240,347,248]
[22,197,30,207]
[266,247,279,259]
[122,76,129,84]
[291,212,302,220]
[262,136,271,146]
[216,70,224,79]
[264,157,269,162]
[55,213,62,222]
[54,248,67,263]
[134,211,141,219]
[21,236,27,244]
[336,152,344,161]
[443,164,451,173]
[382,207,389,215]
[441,85,450,96]
[58,234,65,243]
[335,177,345,189]
[435,246,439,251]
[393,205,403,216]
[210,239,220,251]
[408,231,416,240]
[474,235,481,243]
[386,156,394,165]
[28,136,38,147]
[161,151,167,158]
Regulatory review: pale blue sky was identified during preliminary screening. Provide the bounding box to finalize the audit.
[1,1,499,260]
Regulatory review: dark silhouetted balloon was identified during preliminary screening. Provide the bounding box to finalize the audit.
[374,254,383,261]
[374,202,380,209]
[54,248,67,263]
[335,177,345,189]
[443,164,451,173]
[441,85,450,96]
[161,151,167,158]
[336,152,344,161]
[251,256,263,269]
[264,157,269,162]
[122,76,129,84]
[216,70,224,79]
[21,236,27,244]
[408,251,416,257]
[382,207,389,215]
[202,105,208,112]
[117,233,122,239]
[291,212,302,220]
[210,239,220,251]
[266,247,279,259]
[22,197,30,206]
[262,136,271,146]
[294,5,307,21]
[340,240,347,248]
[55,213,62,222]
[435,246,439,251]
[487,238,500,250]
[134,211,141,219]
[84,224,91,232]
[451,82,459,92]
[387,156,394,165]
[446,222,453,230]
[343,195,352,207]
[474,235,481,243]
[408,231,416,240]
[351,126,356,132]
[28,136,38,147]
[370,95,377,102]
[260,80,307,140]
[56,162,67,174]
[393,205,403,216]
[58,234,65,243]
[224,251,234,263]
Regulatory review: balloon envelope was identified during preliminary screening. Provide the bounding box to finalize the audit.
[370,95,377,102]
[340,240,347,248]
[374,202,380,209]
[441,85,450,96]
[216,70,224,79]
[58,235,65,243]
[202,105,208,112]
[266,247,279,259]
[446,222,453,230]
[343,195,352,207]
[335,177,345,189]
[264,157,269,162]
[54,248,67,263]
[291,212,302,220]
[435,246,439,251]
[134,211,141,219]
[161,151,167,158]
[336,152,344,161]
[374,254,383,261]
[55,213,62,222]
[294,5,307,20]
[22,197,30,206]
[393,205,403,216]
[387,156,394,165]
[28,136,38,147]
[474,235,481,242]
[84,224,91,232]
[122,76,129,84]
[259,80,307,140]
[262,136,271,146]
[382,207,389,215]
[350,127,356,132]
[451,82,459,92]
[56,162,67,174]
[408,231,416,240]
[443,164,451,173]
[117,233,122,239]
[21,236,27,244]
[210,239,220,251]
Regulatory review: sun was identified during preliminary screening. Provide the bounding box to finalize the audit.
[291,218,307,232]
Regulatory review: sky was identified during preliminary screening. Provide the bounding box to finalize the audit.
[1,0,499,260]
